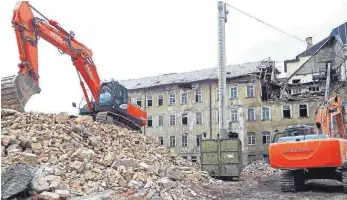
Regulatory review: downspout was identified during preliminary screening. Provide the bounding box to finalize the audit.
[209,79,212,139]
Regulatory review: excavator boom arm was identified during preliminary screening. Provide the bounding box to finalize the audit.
[11,1,101,110]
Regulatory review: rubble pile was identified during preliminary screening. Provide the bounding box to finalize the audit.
[1,109,218,200]
[241,160,280,178]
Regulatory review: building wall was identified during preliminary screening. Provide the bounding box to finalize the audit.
[285,56,310,77]
[126,75,332,166]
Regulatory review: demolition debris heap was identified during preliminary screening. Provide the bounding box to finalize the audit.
[1,109,220,200]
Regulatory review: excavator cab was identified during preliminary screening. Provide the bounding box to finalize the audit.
[77,80,129,115]
[98,81,128,109]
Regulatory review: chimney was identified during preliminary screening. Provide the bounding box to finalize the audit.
[306,37,313,49]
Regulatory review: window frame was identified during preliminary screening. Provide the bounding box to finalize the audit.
[146,96,153,107]
[169,92,176,105]
[246,85,254,98]
[158,115,164,126]
[181,91,188,105]
[169,136,176,147]
[247,132,256,145]
[261,106,271,120]
[230,109,238,122]
[230,86,238,99]
[247,108,256,121]
[158,94,164,106]
[169,114,176,126]
[181,135,188,147]
[196,112,203,125]
[195,90,202,103]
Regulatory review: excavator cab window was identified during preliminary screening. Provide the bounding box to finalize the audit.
[99,84,113,106]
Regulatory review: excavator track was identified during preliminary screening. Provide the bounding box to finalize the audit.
[342,165,347,193]
[280,169,305,192]
[1,75,23,112]
[95,111,142,133]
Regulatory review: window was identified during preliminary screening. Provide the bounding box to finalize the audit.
[216,88,219,101]
[181,92,188,104]
[230,109,238,122]
[182,113,188,125]
[169,136,176,147]
[169,93,176,105]
[182,156,187,159]
[230,86,238,99]
[147,96,152,107]
[158,95,163,106]
[248,132,256,145]
[247,108,256,121]
[246,85,254,98]
[216,111,219,124]
[191,156,197,163]
[261,107,270,120]
[282,105,291,118]
[262,131,270,144]
[147,116,152,127]
[136,97,142,107]
[196,135,202,146]
[299,104,308,117]
[182,135,188,147]
[158,136,163,146]
[196,112,203,124]
[158,116,164,126]
[195,91,202,103]
[292,87,301,94]
[169,115,176,125]
[309,86,319,92]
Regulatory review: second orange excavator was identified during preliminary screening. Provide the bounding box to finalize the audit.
[269,93,347,193]
[1,1,147,131]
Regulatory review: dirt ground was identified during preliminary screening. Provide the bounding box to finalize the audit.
[208,176,346,200]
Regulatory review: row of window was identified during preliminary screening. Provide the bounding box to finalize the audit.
[135,90,203,107]
[147,113,203,127]
[219,104,310,123]
[158,135,202,147]
[247,132,271,145]
[216,85,255,100]
[148,103,310,127]
[135,84,256,108]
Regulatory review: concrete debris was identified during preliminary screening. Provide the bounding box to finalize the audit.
[1,163,39,199]
[1,109,222,199]
[241,160,280,178]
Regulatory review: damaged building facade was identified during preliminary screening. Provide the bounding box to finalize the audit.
[119,22,347,166]
[119,59,285,166]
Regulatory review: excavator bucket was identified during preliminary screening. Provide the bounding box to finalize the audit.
[1,73,41,112]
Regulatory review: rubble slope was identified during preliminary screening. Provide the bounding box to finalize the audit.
[1,109,220,200]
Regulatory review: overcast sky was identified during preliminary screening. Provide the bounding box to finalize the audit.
[1,0,346,114]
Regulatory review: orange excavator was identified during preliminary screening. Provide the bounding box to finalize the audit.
[269,93,347,193]
[1,1,147,131]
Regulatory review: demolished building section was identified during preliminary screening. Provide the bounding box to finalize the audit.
[281,22,347,102]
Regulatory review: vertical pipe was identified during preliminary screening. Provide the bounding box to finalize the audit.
[325,63,332,137]
[209,79,212,139]
[217,1,228,139]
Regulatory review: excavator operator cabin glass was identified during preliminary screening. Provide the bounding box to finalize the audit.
[99,86,112,105]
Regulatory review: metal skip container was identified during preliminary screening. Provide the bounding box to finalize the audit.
[200,133,243,179]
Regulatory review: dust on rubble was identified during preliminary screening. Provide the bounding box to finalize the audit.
[0,109,224,200]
